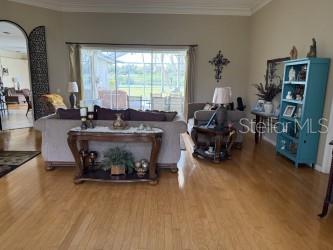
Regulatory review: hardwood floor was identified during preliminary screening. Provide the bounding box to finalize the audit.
[1,104,33,130]
[0,128,333,249]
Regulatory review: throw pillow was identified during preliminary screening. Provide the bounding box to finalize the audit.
[57,108,81,120]
[95,106,130,120]
[159,111,177,121]
[203,103,212,110]
[128,109,166,121]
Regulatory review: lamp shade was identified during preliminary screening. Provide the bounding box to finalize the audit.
[67,81,79,93]
[212,87,232,104]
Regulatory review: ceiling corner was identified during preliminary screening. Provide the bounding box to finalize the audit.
[251,0,272,15]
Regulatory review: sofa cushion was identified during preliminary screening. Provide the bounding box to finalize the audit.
[162,111,177,121]
[150,110,177,121]
[95,106,130,120]
[129,109,166,121]
[57,108,81,120]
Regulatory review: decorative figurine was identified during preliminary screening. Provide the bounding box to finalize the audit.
[88,151,98,169]
[209,50,230,82]
[290,46,298,59]
[307,38,317,58]
[297,65,307,81]
[112,113,127,129]
[140,159,149,172]
[288,67,296,81]
[286,91,293,100]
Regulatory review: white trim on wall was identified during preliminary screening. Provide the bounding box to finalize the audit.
[319,98,333,174]
[9,0,272,16]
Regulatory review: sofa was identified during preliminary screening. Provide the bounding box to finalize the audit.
[187,103,246,145]
[34,108,187,171]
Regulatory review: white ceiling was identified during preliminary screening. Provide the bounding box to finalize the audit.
[9,0,272,16]
[0,22,27,54]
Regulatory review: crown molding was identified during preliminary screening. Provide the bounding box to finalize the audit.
[251,0,272,15]
[9,0,271,16]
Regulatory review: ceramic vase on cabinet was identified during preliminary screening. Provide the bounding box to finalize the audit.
[264,101,273,114]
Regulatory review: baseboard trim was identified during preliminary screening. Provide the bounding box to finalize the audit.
[262,135,276,146]
[315,163,330,174]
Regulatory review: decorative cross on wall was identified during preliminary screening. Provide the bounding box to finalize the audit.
[209,50,230,82]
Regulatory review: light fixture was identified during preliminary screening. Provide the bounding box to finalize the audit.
[67,81,79,108]
[206,87,232,128]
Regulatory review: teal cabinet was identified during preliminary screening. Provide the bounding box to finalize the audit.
[276,58,330,167]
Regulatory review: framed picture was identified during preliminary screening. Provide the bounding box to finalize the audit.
[283,105,296,117]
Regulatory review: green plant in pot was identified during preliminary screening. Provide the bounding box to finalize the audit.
[100,147,134,176]
[253,81,281,114]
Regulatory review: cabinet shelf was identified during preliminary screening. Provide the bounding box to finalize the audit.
[283,81,307,85]
[282,99,303,105]
[280,133,298,143]
[280,116,300,123]
[277,148,296,162]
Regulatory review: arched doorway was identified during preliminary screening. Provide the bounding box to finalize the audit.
[0,21,32,130]
[0,20,50,129]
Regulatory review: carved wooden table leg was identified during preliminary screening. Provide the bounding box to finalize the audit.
[67,135,84,184]
[255,114,260,144]
[79,140,89,172]
[149,135,162,185]
[214,135,222,163]
[226,129,236,158]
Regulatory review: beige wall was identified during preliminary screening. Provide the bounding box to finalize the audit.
[248,0,333,170]
[1,0,250,105]
[0,56,30,89]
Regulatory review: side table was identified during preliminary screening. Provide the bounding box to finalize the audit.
[192,126,236,163]
[251,110,278,144]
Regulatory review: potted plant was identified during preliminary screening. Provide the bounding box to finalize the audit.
[253,81,281,114]
[100,147,134,176]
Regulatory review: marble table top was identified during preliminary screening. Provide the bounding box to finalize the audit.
[69,126,163,134]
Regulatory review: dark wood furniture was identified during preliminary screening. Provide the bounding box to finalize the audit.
[67,126,163,185]
[251,110,278,144]
[192,126,236,163]
[319,140,333,217]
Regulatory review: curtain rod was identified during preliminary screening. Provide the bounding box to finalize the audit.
[65,42,198,47]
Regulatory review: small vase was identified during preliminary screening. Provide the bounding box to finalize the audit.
[112,113,127,129]
[264,102,273,114]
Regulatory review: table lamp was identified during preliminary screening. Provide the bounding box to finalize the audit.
[68,81,79,108]
[208,87,232,128]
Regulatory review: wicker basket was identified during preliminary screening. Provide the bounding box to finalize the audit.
[111,165,126,175]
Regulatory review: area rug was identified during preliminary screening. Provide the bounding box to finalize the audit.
[0,151,40,178]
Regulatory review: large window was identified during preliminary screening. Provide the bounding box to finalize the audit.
[80,48,187,113]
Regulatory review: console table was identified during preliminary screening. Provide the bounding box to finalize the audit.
[67,126,163,185]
